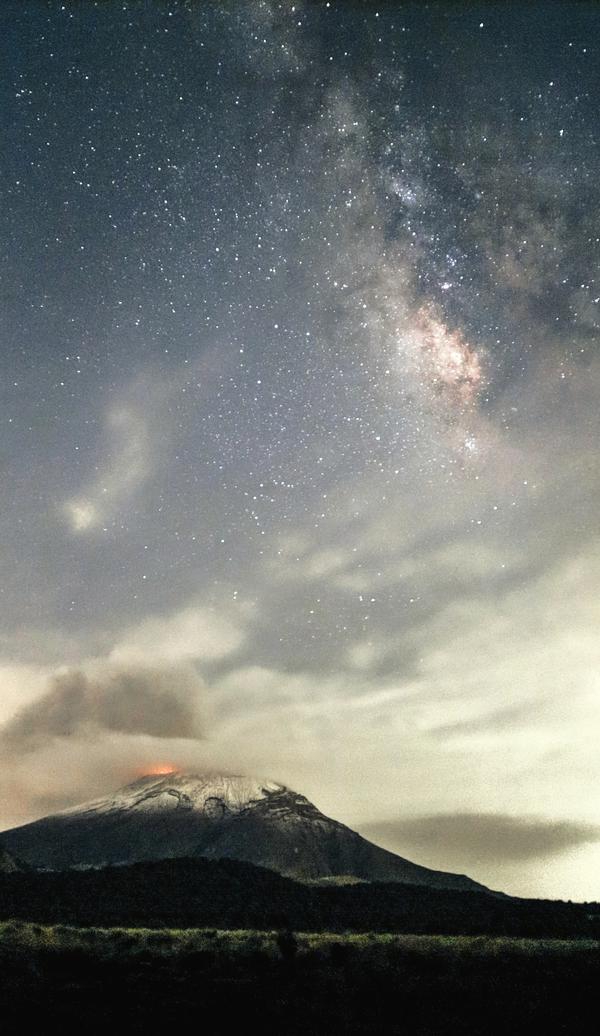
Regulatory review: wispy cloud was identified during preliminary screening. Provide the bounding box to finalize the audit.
[63,405,150,533]
[110,604,246,666]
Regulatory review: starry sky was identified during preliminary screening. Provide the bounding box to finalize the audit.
[1,0,599,900]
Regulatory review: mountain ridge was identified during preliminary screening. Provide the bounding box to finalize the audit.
[0,770,487,893]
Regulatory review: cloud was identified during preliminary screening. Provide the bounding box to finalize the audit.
[110,604,245,665]
[0,662,53,721]
[0,599,247,823]
[362,813,600,867]
[63,405,150,533]
[0,663,206,753]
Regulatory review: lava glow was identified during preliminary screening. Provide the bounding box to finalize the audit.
[141,764,178,777]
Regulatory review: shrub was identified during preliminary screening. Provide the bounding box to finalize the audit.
[276,929,298,962]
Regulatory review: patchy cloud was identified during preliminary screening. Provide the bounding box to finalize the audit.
[110,604,245,665]
[0,663,206,753]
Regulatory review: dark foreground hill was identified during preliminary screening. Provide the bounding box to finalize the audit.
[0,847,21,873]
[0,771,485,892]
[0,856,598,938]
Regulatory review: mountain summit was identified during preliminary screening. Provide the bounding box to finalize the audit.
[0,771,486,892]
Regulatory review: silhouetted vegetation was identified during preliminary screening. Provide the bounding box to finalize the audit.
[1,858,598,1033]
[0,920,599,1034]
[0,856,598,938]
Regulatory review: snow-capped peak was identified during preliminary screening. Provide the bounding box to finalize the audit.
[57,771,286,819]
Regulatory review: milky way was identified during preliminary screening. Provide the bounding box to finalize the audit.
[1,1,599,899]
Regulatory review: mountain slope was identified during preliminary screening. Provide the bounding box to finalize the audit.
[0,771,487,892]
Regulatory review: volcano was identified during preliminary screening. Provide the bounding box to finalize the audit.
[0,771,486,892]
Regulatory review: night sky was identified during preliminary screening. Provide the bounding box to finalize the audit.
[1,1,599,899]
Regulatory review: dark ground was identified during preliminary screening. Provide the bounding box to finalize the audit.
[0,925,598,1035]
[1,858,598,1033]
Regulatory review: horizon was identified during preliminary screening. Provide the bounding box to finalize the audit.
[1,1,599,903]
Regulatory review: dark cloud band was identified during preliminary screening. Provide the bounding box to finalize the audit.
[363,814,600,866]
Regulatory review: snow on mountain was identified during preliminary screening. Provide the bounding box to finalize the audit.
[58,772,284,819]
[0,770,488,893]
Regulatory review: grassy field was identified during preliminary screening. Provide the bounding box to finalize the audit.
[1,921,598,1034]
[2,918,599,960]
